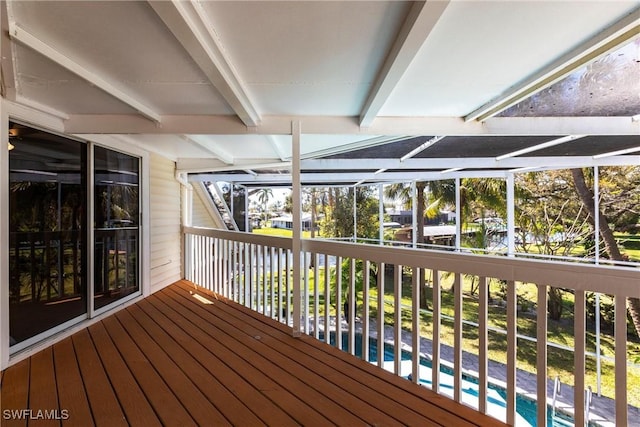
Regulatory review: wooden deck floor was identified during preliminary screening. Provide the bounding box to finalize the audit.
[1,280,507,426]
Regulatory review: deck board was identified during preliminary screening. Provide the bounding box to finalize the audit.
[71,329,128,427]
[52,338,94,427]
[1,280,508,427]
[28,348,60,427]
[86,322,161,427]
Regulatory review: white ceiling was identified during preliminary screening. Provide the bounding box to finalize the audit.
[1,0,639,182]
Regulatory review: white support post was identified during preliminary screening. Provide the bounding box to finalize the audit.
[455,178,461,251]
[353,187,357,242]
[615,295,628,427]
[506,174,515,256]
[292,120,302,337]
[574,290,586,427]
[411,180,417,248]
[594,166,600,264]
[537,285,549,427]
[244,186,249,232]
[379,184,384,245]
[594,166,602,395]
[1,102,9,369]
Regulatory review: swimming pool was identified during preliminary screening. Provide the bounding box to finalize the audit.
[320,331,574,427]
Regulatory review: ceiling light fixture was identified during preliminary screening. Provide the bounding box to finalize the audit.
[496,135,587,161]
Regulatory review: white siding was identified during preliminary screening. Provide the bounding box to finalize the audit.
[149,153,181,293]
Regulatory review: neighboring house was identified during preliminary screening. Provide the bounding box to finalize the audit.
[271,214,315,231]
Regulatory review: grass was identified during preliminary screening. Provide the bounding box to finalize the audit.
[252,226,311,239]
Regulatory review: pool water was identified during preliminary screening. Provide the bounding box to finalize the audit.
[320,331,574,427]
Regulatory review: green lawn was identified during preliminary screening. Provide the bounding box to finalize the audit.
[252,227,311,239]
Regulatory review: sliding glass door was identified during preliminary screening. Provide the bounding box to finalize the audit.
[7,122,142,350]
[93,146,140,310]
[8,122,87,347]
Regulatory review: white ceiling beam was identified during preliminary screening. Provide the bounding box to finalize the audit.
[181,135,234,165]
[266,135,288,161]
[63,114,640,136]
[8,22,161,123]
[465,8,640,122]
[593,145,640,159]
[176,158,289,174]
[302,155,640,171]
[359,0,450,128]
[149,0,260,127]
[189,170,510,184]
[399,136,445,161]
[495,135,587,161]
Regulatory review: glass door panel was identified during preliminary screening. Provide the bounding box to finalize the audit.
[8,122,87,347]
[94,146,140,310]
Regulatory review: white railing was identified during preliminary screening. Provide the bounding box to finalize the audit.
[183,226,640,427]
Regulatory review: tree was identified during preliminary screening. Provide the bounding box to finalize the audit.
[516,170,591,320]
[319,187,379,240]
[571,168,640,337]
[257,188,273,224]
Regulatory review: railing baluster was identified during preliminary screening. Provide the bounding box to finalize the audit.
[615,294,628,427]
[233,241,238,301]
[271,247,276,319]
[215,237,220,294]
[314,252,319,338]
[432,269,441,393]
[303,251,309,333]
[336,256,343,350]
[324,253,330,344]
[506,280,517,426]
[377,262,385,369]
[411,267,420,384]
[394,264,402,375]
[348,258,356,356]
[249,244,255,310]
[362,260,370,362]
[244,243,250,307]
[536,284,549,426]
[574,288,585,427]
[285,249,291,325]
[184,233,191,282]
[278,248,283,322]
[260,245,266,312]
[453,272,462,403]
[205,236,211,291]
[478,276,488,413]
[212,236,217,293]
[227,239,232,298]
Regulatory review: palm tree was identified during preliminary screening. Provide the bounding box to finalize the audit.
[257,188,273,225]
